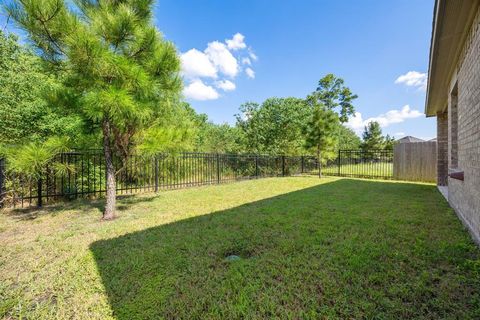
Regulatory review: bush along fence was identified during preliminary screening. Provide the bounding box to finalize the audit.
[0,149,393,208]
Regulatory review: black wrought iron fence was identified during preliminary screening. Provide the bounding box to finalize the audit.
[329,150,394,179]
[0,150,393,209]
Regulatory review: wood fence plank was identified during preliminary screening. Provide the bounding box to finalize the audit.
[393,141,437,182]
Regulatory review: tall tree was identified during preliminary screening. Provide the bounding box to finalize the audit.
[303,74,358,176]
[303,98,339,178]
[7,0,182,219]
[314,74,358,123]
[361,121,384,151]
[383,134,396,151]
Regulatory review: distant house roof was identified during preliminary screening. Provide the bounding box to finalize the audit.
[397,136,426,143]
[429,138,437,142]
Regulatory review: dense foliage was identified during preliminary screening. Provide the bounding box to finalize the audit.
[0,31,81,145]
[235,98,309,155]
[361,121,396,151]
[336,125,361,150]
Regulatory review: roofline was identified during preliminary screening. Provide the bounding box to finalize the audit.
[424,0,479,117]
[424,0,442,118]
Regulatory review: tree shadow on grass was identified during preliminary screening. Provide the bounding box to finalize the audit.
[4,194,158,221]
[90,179,480,319]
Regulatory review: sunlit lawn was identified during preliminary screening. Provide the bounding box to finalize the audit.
[323,162,393,178]
[1,177,479,319]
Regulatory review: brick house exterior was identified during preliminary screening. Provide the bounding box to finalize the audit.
[426,0,480,245]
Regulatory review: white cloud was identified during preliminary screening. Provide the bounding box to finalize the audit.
[226,33,246,50]
[345,112,365,134]
[394,132,406,137]
[205,41,239,77]
[215,80,236,91]
[248,49,258,61]
[345,105,423,134]
[181,33,257,100]
[183,80,219,100]
[241,57,252,65]
[395,71,427,90]
[181,49,217,79]
[245,67,255,79]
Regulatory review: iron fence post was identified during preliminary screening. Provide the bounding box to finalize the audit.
[154,155,159,192]
[0,158,4,208]
[301,156,304,174]
[282,155,286,177]
[255,155,259,178]
[216,153,220,184]
[337,150,341,176]
[37,177,42,208]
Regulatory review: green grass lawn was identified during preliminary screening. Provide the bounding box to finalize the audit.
[322,162,393,178]
[1,177,479,319]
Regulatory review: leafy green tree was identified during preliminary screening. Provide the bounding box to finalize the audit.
[235,101,261,152]
[361,121,384,151]
[303,74,358,177]
[384,134,396,151]
[179,103,243,154]
[303,98,339,178]
[7,0,182,219]
[197,124,243,154]
[336,125,361,150]
[0,30,81,144]
[313,74,358,123]
[236,98,309,155]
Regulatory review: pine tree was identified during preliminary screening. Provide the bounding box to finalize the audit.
[303,74,358,177]
[315,74,358,123]
[6,0,182,219]
[0,30,81,144]
[361,121,385,151]
[303,98,339,178]
[383,134,396,151]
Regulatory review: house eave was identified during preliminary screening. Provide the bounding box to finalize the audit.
[425,0,479,117]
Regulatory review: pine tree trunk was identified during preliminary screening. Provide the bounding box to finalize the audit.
[317,146,322,179]
[102,117,116,220]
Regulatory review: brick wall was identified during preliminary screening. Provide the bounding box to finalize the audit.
[437,112,448,186]
[448,88,458,168]
[448,6,480,245]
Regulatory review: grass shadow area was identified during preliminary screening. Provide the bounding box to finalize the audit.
[90,179,480,319]
[4,194,158,221]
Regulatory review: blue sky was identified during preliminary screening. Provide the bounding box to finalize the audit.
[1,0,436,139]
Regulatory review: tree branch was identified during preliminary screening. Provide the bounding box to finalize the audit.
[2,13,11,32]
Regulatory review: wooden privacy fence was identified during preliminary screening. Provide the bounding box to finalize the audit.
[393,141,437,183]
